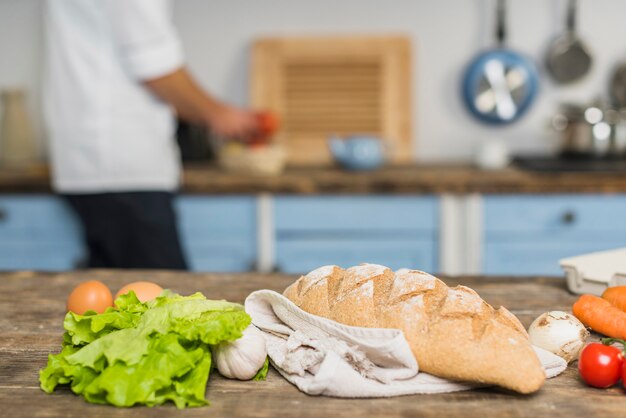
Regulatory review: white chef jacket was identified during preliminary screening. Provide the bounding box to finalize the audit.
[44,0,184,192]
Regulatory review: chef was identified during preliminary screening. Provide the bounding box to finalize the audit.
[44,0,259,269]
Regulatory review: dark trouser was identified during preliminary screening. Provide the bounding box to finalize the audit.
[63,192,188,270]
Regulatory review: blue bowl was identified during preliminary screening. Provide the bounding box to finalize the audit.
[328,136,385,171]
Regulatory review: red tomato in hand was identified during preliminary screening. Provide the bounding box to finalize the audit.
[256,111,280,136]
[578,343,624,388]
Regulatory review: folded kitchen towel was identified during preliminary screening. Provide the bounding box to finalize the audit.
[244,289,568,398]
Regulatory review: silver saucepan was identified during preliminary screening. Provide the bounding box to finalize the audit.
[552,102,626,158]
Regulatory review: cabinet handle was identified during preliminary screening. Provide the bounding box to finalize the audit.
[0,208,7,222]
[561,211,576,225]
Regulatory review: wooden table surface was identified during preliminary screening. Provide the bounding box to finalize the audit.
[3,163,626,194]
[2,270,625,418]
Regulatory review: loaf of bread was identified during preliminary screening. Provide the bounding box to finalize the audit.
[283,264,545,394]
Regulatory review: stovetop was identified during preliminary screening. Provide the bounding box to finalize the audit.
[513,155,626,172]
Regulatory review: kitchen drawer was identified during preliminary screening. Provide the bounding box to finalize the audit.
[276,237,437,274]
[176,196,257,232]
[182,240,256,272]
[176,196,256,272]
[484,235,626,276]
[0,195,84,270]
[275,196,438,232]
[274,196,439,274]
[483,195,626,275]
[485,195,626,233]
[0,196,81,233]
[0,242,84,271]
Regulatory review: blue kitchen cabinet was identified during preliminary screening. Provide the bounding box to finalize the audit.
[274,196,439,274]
[484,195,626,275]
[0,195,85,270]
[175,196,256,272]
[0,195,256,272]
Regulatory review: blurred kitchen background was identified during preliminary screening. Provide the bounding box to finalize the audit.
[2,0,626,277]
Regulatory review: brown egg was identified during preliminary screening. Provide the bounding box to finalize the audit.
[67,280,113,315]
[115,281,164,303]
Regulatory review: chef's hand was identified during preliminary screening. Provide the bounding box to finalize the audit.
[143,68,260,139]
[204,103,259,140]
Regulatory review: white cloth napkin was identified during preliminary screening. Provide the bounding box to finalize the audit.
[244,289,568,398]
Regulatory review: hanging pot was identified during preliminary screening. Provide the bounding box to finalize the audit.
[545,0,592,84]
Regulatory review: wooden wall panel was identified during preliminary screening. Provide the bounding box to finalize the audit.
[251,36,413,165]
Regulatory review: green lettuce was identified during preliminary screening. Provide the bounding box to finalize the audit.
[252,357,270,381]
[40,290,251,408]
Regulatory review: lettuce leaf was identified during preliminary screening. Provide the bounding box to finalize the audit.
[252,357,270,381]
[40,291,251,408]
[61,292,147,346]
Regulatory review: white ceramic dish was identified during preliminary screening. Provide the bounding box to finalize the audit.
[560,247,626,295]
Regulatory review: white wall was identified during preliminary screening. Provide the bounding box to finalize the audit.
[2,0,626,162]
[0,0,43,148]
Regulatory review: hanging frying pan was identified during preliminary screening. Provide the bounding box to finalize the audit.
[462,0,539,125]
[545,0,592,84]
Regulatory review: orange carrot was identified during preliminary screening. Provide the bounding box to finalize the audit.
[572,294,626,340]
[602,286,626,313]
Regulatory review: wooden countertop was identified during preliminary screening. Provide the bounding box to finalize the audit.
[2,163,626,194]
[2,270,623,418]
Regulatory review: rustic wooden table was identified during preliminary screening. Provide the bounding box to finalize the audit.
[2,270,624,417]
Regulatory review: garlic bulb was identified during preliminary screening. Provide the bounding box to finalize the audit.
[213,324,267,380]
[528,311,589,363]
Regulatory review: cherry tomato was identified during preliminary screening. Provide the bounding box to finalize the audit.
[578,342,624,388]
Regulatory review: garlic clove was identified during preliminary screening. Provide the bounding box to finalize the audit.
[528,311,589,363]
[213,324,268,380]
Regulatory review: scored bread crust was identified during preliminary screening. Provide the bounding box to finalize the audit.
[283,264,545,394]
